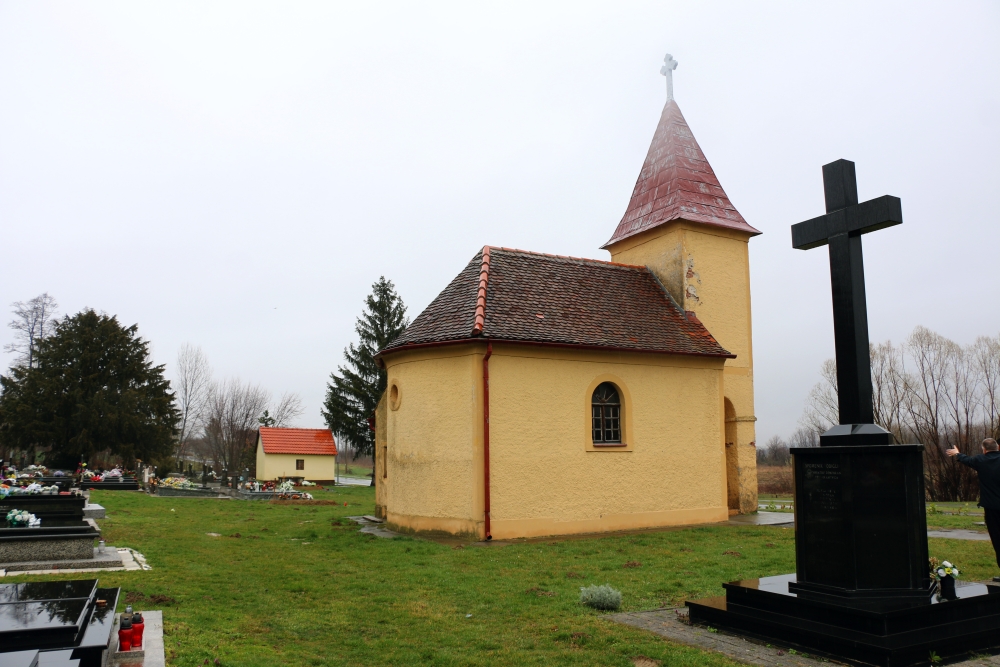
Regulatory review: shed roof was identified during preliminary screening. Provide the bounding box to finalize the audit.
[258,428,337,456]
[603,100,760,248]
[381,246,732,359]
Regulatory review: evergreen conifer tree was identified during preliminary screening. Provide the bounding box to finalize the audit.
[0,310,179,468]
[322,277,408,485]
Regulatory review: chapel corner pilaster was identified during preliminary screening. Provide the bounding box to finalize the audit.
[735,418,758,514]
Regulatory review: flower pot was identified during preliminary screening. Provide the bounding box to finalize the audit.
[939,575,958,601]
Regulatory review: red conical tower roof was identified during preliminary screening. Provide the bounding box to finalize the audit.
[602,100,760,248]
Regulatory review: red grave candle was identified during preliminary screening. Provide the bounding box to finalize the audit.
[118,615,133,651]
[130,612,145,648]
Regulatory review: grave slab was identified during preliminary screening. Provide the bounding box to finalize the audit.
[928,529,991,541]
[0,547,124,573]
[0,579,120,667]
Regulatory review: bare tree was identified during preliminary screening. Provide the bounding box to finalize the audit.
[971,334,1000,441]
[871,341,908,442]
[4,293,59,369]
[203,379,270,473]
[789,426,820,449]
[801,358,838,435]
[174,344,212,466]
[757,435,791,466]
[270,392,304,427]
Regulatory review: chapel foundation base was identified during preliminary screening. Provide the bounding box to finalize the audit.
[387,507,728,541]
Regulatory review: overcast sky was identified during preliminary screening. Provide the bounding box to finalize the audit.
[1,2,998,444]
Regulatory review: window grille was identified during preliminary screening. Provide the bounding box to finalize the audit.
[592,382,622,444]
[296,459,304,470]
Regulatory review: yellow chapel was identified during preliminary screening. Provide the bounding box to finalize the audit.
[374,92,760,541]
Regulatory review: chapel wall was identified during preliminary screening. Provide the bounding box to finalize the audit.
[382,345,484,538]
[608,220,758,514]
[485,345,729,539]
[374,392,388,519]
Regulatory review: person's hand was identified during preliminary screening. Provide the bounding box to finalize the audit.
[946,447,960,457]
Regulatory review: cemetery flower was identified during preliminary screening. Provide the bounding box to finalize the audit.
[936,561,960,579]
[929,558,960,580]
[6,509,40,527]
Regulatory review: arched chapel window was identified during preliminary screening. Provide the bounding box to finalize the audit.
[592,382,622,444]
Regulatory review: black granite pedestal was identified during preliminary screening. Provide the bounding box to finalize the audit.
[687,443,1000,665]
[791,444,931,608]
[688,574,1000,666]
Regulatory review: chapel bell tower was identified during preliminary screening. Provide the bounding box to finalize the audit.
[603,54,760,514]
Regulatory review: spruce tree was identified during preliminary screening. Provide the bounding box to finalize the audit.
[322,277,408,485]
[0,310,179,468]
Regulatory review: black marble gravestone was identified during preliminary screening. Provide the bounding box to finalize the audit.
[0,579,119,667]
[687,160,1000,666]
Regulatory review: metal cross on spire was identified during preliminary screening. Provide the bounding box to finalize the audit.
[660,54,678,101]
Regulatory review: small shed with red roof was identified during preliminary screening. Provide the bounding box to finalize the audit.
[255,427,338,483]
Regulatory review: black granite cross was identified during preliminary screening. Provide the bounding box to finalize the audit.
[791,159,902,427]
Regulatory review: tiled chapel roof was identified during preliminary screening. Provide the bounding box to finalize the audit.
[381,247,732,358]
[259,428,337,456]
[602,100,760,248]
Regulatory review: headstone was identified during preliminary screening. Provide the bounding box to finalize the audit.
[687,160,1000,666]
[0,579,120,664]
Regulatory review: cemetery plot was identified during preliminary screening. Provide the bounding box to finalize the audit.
[0,579,120,667]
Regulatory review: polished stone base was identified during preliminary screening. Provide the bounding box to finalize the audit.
[687,574,1000,667]
[0,520,100,563]
[1,548,124,573]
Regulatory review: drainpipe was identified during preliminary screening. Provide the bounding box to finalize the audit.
[483,341,493,541]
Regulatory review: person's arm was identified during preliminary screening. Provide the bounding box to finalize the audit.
[947,447,978,469]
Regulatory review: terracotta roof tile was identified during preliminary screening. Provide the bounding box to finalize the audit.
[382,247,732,358]
[603,100,760,248]
[259,428,337,456]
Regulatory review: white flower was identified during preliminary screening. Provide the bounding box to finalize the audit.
[937,568,946,577]
[942,561,952,568]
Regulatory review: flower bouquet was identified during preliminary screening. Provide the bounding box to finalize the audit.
[9,483,59,495]
[930,557,960,600]
[6,509,40,527]
[160,477,200,489]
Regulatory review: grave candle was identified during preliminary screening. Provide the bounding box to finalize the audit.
[131,612,144,648]
[118,615,133,651]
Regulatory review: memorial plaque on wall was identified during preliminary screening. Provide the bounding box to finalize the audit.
[795,452,849,588]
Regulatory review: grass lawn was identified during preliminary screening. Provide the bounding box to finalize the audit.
[8,489,1000,666]
[338,464,373,479]
[926,502,988,531]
